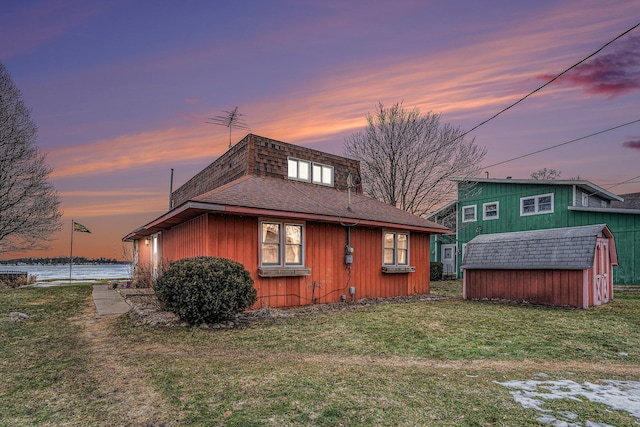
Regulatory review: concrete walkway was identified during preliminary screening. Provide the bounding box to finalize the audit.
[92,284,131,315]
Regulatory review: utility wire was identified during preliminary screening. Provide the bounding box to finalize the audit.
[457,21,640,141]
[484,118,640,169]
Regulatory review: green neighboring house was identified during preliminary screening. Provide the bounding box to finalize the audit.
[427,178,640,285]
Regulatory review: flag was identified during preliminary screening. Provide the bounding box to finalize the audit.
[73,221,91,233]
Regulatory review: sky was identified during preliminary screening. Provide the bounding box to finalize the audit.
[1,0,639,260]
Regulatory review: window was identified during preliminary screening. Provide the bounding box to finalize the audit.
[520,193,554,216]
[261,221,304,267]
[581,192,589,207]
[462,205,477,222]
[383,232,409,266]
[288,157,334,186]
[482,202,499,220]
[312,163,334,186]
[600,200,608,208]
[287,158,310,181]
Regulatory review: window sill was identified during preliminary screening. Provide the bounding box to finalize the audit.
[382,266,415,274]
[258,267,311,277]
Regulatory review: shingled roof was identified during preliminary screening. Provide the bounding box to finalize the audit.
[124,175,450,239]
[461,224,617,270]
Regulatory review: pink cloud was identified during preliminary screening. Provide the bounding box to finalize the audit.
[623,139,640,150]
[539,35,640,97]
[184,98,199,104]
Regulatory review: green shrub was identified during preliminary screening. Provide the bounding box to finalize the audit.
[430,262,443,281]
[155,256,257,325]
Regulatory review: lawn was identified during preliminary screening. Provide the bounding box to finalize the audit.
[1,281,639,426]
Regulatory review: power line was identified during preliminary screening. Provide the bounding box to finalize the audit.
[458,21,640,141]
[484,118,640,169]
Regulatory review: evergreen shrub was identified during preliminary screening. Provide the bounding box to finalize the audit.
[430,262,443,281]
[155,256,257,325]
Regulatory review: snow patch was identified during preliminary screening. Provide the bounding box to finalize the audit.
[496,377,640,426]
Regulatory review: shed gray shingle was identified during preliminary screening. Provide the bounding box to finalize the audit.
[461,224,611,270]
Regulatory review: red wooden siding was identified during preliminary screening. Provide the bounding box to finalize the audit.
[463,269,588,308]
[162,214,208,260]
[154,213,431,308]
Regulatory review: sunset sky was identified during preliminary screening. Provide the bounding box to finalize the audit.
[1,0,639,260]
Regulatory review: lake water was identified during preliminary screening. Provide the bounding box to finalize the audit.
[0,264,131,281]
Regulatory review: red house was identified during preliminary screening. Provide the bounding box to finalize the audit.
[124,134,450,308]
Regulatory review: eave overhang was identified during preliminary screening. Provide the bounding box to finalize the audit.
[123,201,451,241]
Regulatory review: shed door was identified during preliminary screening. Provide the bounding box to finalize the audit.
[441,244,457,278]
[593,238,611,306]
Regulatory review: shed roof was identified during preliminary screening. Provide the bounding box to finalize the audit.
[461,224,617,270]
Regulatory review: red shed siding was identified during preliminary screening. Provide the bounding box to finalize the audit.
[463,269,588,308]
[157,213,431,308]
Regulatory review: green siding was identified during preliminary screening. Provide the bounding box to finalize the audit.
[457,182,640,285]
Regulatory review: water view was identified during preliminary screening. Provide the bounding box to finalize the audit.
[0,264,131,281]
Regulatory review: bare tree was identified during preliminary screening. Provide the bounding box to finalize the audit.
[0,62,62,253]
[344,102,486,216]
[530,168,562,180]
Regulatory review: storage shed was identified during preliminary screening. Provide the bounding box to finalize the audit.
[461,224,617,308]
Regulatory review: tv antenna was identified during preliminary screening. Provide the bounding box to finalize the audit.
[206,106,250,148]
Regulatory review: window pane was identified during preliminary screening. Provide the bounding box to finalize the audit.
[285,245,301,264]
[538,196,552,211]
[444,248,452,259]
[463,207,475,221]
[287,159,297,179]
[384,233,395,249]
[262,223,280,243]
[522,198,535,213]
[285,225,302,244]
[384,248,394,265]
[312,164,322,183]
[299,161,310,180]
[397,249,408,265]
[322,166,332,184]
[397,234,408,249]
[262,245,280,265]
[485,204,497,217]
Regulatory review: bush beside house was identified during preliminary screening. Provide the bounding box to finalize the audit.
[155,256,257,325]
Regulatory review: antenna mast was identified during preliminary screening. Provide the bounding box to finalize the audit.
[206,106,250,148]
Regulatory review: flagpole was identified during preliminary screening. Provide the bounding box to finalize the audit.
[70,219,74,283]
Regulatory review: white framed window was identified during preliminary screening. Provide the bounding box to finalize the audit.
[287,158,311,182]
[462,205,477,222]
[260,221,304,267]
[383,232,409,266]
[312,163,334,186]
[581,192,589,207]
[482,202,499,220]
[520,193,554,216]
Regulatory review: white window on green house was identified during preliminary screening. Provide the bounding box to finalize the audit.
[483,202,499,220]
[462,205,477,222]
[287,158,311,182]
[520,193,554,216]
[261,221,305,267]
[383,232,409,266]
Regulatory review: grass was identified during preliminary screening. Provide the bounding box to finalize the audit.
[1,281,639,426]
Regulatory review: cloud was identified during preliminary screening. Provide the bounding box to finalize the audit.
[184,98,199,104]
[0,1,116,58]
[623,139,640,150]
[539,34,640,97]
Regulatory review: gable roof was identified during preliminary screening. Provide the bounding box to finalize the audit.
[124,175,450,240]
[451,177,624,202]
[461,224,617,270]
